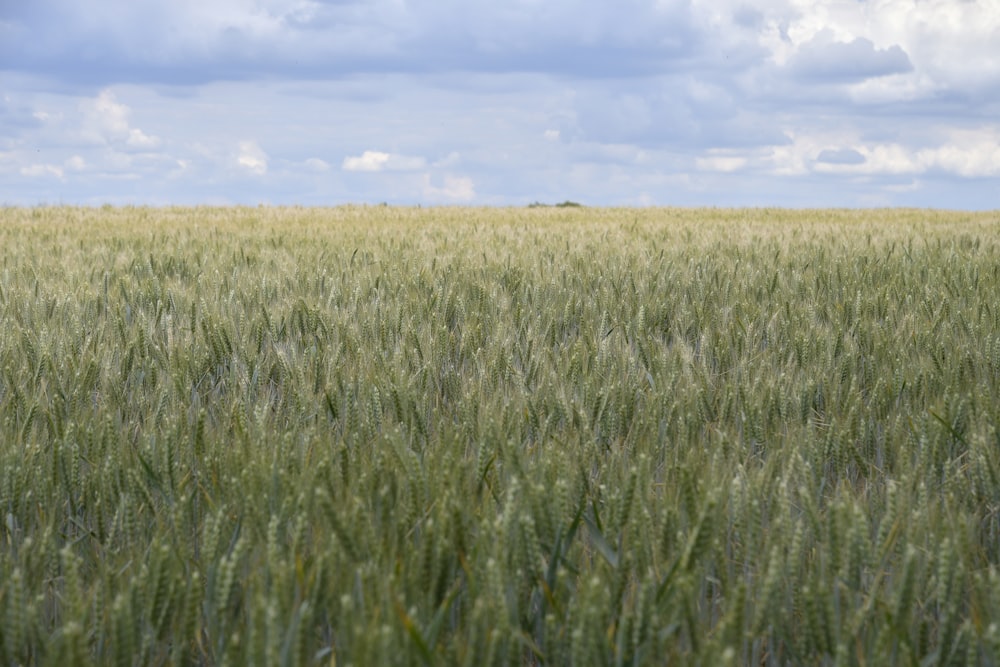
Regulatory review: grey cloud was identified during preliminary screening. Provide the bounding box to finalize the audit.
[816,148,866,165]
[4,1,998,210]
[790,32,913,83]
[1,0,704,87]
[732,5,765,30]
[570,79,790,150]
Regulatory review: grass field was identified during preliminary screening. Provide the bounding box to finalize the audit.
[2,205,1000,665]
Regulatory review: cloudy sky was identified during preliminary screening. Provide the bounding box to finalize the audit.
[1,0,998,208]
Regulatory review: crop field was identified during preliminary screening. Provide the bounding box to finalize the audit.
[2,205,1000,666]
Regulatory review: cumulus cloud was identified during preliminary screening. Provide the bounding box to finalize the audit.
[127,128,161,149]
[768,128,1000,179]
[83,90,125,139]
[236,140,268,175]
[81,90,161,149]
[342,150,426,172]
[696,154,747,173]
[423,174,475,202]
[790,31,913,83]
[342,151,390,172]
[917,130,1000,178]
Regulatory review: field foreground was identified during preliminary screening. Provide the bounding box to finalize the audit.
[2,206,1000,665]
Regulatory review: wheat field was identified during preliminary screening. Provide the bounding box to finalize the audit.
[2,205,1000,665]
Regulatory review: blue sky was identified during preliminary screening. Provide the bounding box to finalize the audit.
[1,0,998,208]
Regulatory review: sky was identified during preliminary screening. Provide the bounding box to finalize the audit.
[1,0,998,209]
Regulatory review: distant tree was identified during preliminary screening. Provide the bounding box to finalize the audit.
[527,200,584,208]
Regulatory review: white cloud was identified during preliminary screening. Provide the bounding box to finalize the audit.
[917,129,1000,178]
[342,150,426,172]
[752,0,1000,96]
[237,140,268,175]
[696,154,747,173]
[422,174,475,202]
[544,129,560,141]
[82,90,129,142]
[21,163,64,179]
[81,89,161,149]
[851,136,1000,178]
[65,155,86,171]
[343,150,389,172]
[765,131,850,176]
[768,127,1000,178]
[845,72,932,105]
[853,144,919,175]
[127,128,161,149]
